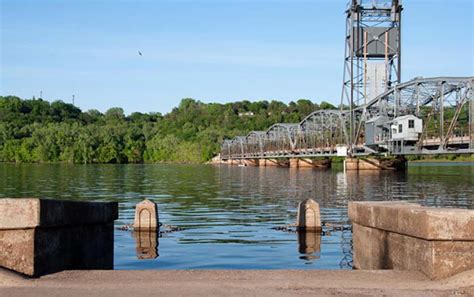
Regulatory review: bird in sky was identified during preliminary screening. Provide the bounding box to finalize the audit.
[138,50,142,56]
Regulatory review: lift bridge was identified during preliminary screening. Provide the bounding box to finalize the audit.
[220,1,473,161]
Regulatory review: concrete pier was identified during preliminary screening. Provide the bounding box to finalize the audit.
[296,199,322,232]
[242,159,259,166]
[344,157,407,170]
[228,159,240,165]
[349,201,474,280]
[289,158,331,169]
[262,158,289,167]
[0,198,118,277]
[133,199,159,231]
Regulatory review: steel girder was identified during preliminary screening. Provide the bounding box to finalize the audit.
[245,131,266,157]
[297,110,349,154]
[264,123,299,156]
[221,77,473,159]
[352,77,473,154]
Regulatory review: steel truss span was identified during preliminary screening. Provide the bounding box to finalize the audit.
[221,77,474,160]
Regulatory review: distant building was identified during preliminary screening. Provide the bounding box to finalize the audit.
[365,115,390,145]
[390,115,422,141]
[238,111,255,117]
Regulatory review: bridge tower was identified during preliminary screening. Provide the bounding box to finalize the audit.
[340,0,402,154]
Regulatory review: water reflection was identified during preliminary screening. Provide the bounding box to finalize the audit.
[0,162,472,270]
[133,231,159,259]
[298,231,321,260]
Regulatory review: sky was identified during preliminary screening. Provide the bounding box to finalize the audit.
[1,0,473,115]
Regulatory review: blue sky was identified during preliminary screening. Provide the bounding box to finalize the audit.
[1,0,473,115]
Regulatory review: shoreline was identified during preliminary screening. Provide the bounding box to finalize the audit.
[1,268,473,296]
[408,159,474,163]
[1,158,474,165]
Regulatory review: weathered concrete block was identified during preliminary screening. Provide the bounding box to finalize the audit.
[349,202,474,280]
[300,158,331,169]
[0,229,35,275]
[349,201,474,240]
[289,158,332,169]
[265,159,289,167]
[344,157,407,170]
[0,198,117,277]
[133,199,159,231]
[228,159,238,165]
[344,158,380,170]
[296,199,322,232]
[0,198,118,229]
[289,158,299,168]
[353,223,474,280]
[242,159,259,166]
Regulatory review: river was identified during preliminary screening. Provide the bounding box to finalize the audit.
[1,162,473,269]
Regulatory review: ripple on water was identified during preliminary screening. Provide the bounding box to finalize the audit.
[0,162,472,269]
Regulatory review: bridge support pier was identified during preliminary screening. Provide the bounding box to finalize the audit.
[242,159,259,166]
[289,158,332,169]
[289,158,299,168]
[264,159,289,167]
[226,159,240,165]
[344,156,407,171]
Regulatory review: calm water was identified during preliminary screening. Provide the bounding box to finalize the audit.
[1,162,473,270]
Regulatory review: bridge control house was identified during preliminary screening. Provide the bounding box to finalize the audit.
[365,116,390,146]
[390,115,423,153]
[390,115,423,141]
[365,115,423,152]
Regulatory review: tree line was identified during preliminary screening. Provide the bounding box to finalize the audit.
[0,96,337,163]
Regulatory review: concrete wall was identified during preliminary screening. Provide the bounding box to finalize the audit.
[242,159,259,166]
[264,159,289,167]
[345,157,407,170]
[289,158,331,169]
[0,198,118,277]
[349,201,474,280]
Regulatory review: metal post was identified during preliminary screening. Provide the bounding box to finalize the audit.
[470,80,474,151]
[415,83,420,117]
[397,5,402,84]
[440,82,444,142]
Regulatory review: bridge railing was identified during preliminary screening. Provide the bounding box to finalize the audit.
[220,77,473,160]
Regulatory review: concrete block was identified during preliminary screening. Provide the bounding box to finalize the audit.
[289,158,299,168]
[353,223,474,280]
[0,198,118,229]
[349,201,474,240]
[350,202,474,280]
[263,159,289,167]
[0,229,35,275]
[0,223,114,277]
[344,157,406,170]
[0,198,117,277]
[289,158,331,169]
[309,158,331,168]
[296,199,322,232]
[243,159,259,166]
[133,199,159,231]
[344,158,380,170]
[265,159,279,167]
